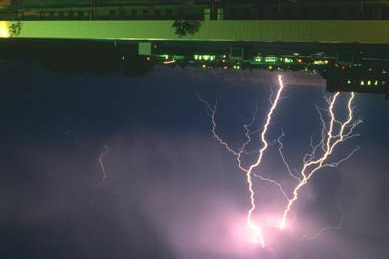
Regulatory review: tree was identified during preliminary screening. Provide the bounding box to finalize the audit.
[9,21,22,37]
[172,20,201,38]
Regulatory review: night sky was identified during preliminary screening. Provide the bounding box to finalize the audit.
[0,62,388,259]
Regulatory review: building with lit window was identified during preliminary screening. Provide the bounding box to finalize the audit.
[324,65,388,98]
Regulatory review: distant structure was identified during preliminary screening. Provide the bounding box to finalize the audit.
[324,64,388,98]
[0,0,388,97]
[0,0,388,43]
[2,0,389,20]
[139,45,389,99]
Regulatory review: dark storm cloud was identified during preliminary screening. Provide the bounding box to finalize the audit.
[0,61,388,259]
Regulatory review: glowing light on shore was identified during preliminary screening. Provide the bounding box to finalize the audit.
[0,21,10,38]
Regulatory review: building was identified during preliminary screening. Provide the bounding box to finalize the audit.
[3,0,389,20]
[324,65,389,99]
[136,42,389,98]
[0,0,388,43]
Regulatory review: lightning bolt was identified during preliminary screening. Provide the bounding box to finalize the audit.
[200,78,361,249]
[98,144,109,182]
[280,92,361,229]
[276,130,301,181]
[300,203,344,242]
[245,75,285,246]
[199,75,286,247]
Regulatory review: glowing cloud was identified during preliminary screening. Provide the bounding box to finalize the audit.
[200,75,361,248]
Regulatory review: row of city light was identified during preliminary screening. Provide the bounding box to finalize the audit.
[158,53,335,67]
[346,79,385,86]
[194,55,216,61]
[252,56,329,65]
[155,55,388,81]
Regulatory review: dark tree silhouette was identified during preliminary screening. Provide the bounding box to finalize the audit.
[9,21,22,37]
[172,20,201,38]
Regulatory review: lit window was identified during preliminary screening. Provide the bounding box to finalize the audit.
[265,57,277,63]
[283,57,293,64]
[313,60,327,65]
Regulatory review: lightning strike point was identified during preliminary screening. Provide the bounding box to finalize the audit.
[247,221,265,247]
